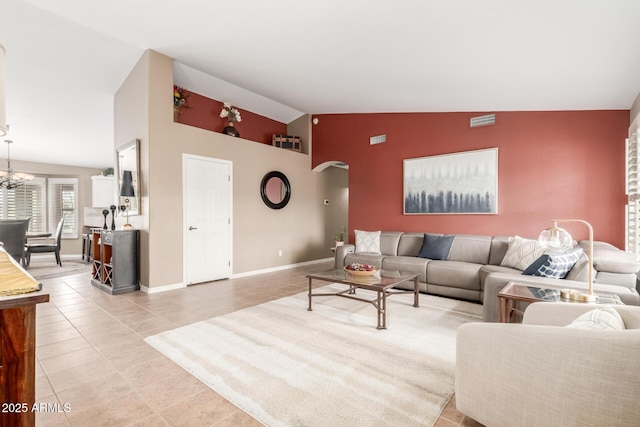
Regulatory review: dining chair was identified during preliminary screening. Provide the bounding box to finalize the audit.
[0,218,30,265]
[24,218,64,268]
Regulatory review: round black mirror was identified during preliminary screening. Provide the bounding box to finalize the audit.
[260,171,291,209]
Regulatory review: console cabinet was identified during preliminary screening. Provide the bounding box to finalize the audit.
[91,230,139,294]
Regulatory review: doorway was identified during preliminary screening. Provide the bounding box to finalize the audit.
[183,154,232,285]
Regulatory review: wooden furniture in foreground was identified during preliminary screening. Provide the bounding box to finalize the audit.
[91,229,139,294]
[306,268,419,329]
[0,247,49,427]
[497,281,622,323]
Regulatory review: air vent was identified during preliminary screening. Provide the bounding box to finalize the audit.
[470,114,496,128]
[370,134,386,145]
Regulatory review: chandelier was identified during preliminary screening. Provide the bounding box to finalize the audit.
[0,140,33,189]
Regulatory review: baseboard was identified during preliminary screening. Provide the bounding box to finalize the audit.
[140,282,186,294]
[29,254,84,262]
[231,257,333,279]
[139,257,333,294]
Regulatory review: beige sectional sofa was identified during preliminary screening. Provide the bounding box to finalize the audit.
[334,231,640,321]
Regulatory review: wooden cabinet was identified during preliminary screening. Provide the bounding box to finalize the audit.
[91,175,115,207]
[91,230,139,294]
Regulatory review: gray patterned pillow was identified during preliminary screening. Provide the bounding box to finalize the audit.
[354,230,381,254]
[522,248,583,279]
[500,236,547,271]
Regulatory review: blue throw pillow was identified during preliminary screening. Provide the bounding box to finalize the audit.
[418,234,455,260]
[522,248,583,279]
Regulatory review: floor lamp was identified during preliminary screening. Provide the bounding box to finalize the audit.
[538,219,596,302]
[120,170,135,230]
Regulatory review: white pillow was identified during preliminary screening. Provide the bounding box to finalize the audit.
[354,230,381,254]
[566,306,626,331]
[500,236,547,271]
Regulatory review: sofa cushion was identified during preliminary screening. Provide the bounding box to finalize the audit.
[595,271,637,289]
[398,232,439,257]
[355,229,381,254]
[382,256,429,282]
[427,260,482,291]
[564,251,591,282]
[379,231,403,256]
[522,248,583,279]
[448,234,492,264]
[566,306,626,331]
[479,264,521,287]
[344,252,384,268]
[488,236,512,266]
[500,236,547,271]
[581,241,640,274]
[418,234,454,260]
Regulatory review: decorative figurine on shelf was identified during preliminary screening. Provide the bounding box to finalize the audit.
[173,84,191,121]
[102,209,109,230]
[110,205,116,230]
[220,102,242,137]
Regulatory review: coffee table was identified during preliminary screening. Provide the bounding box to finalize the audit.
[306,268,420,329]
[497,281,623,323]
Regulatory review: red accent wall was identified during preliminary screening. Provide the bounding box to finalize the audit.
[312,111,629,248]
[175,91,287,145]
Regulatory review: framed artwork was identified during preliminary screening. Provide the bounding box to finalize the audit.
[403,148,498,214]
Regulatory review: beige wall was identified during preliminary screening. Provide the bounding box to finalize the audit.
[115,50,330,289]
[2,158,103,255]
[287,114,311,155]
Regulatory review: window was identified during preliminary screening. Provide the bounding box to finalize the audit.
[626,130,639,260]
[0,177,46,233]
[48,178,78,239]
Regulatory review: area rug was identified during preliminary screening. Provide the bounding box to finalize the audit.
[28,258,91,280]
[145,284,482,426]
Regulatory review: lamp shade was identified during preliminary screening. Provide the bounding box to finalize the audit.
[120,170,135,197]
[0,44,6,137]
[538,222,573,251]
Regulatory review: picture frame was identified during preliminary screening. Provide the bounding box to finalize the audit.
[403,148,498,214]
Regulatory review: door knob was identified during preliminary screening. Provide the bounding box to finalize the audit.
[189,226,198,230]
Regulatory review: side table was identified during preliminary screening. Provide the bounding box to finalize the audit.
[497,282,622,323]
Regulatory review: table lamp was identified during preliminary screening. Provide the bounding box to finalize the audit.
[538,219,595,302]
[120,170,135,230]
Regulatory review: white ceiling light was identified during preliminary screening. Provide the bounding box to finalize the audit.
[0,44,6,137]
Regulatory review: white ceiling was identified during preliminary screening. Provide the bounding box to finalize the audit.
[1,0,640,169]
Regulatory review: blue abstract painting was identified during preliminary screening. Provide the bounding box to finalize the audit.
[403,148,498,214]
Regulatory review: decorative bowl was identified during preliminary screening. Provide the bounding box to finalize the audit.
[344,266,379,276]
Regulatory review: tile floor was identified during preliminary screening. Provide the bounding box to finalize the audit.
[33,260,483,426]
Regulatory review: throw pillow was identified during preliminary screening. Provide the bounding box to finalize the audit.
[522,248,583,279]
[354,230,381,254]
[566,306,626,331]
[500,236,547,271]
[418,234,455,260]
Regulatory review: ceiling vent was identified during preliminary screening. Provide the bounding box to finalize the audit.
[370,134,386,145]
[470,114,496,128]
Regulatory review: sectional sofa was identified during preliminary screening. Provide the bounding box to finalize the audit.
[334,231,640,321]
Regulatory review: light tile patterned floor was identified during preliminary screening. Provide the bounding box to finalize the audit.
[33,261,483,426]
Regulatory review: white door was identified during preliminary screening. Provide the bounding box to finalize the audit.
[183,155,232,285]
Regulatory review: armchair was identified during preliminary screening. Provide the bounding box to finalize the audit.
[455,302,640,426]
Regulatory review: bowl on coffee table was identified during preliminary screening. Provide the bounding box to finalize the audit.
[344,263,379,276]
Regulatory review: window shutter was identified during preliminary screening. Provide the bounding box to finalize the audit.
[48,178,78,239]
[626,131,640,260]
[0,177,46,233]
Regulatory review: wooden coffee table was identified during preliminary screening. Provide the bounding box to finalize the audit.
[497,281,623,323]
[306,268,420,329]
